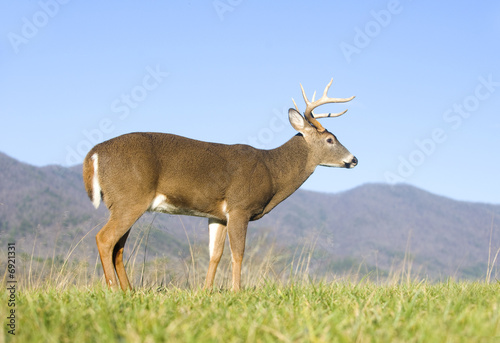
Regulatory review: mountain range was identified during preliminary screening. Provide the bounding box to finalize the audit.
[1,151,499,281]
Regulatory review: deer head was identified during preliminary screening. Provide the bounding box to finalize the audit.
[290,78,358,168]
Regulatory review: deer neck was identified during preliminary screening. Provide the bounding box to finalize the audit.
[262,134,317,212]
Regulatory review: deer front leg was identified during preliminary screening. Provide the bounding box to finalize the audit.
[204,218,227,290]
[226,211,249,292]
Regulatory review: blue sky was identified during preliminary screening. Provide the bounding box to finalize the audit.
[1,1,499,204]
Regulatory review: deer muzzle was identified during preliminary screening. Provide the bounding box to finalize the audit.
[344,156,358,169]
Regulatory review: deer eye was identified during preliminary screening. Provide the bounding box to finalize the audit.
[326,138,334,144]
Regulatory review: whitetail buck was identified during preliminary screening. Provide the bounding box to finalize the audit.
[83,78,357,291]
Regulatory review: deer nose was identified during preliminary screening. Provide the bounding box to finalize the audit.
[344,156,358,168]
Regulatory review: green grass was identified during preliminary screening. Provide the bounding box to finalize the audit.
[3,280,500,342]
[3,220,500,342]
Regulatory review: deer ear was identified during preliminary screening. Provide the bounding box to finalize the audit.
[288,108,313,135]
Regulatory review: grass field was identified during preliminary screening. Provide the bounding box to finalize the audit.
[2,225,500,343]
[1,280,499,342]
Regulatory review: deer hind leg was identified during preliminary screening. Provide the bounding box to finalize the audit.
[96,209,144,290]
[113,229,131,291]
[226,211,249,292]
[204,218,227,290]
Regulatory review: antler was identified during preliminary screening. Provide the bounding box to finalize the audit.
[292,78,355,132]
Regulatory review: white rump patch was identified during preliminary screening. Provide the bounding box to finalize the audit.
[91,153,101,209]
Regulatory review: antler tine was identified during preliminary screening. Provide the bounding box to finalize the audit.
[300,78,355,132]
[292,98,300,113]
[312,108,349,119]
[299,83,310,105]
[300,83,326,132]
[322,78,333,98]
